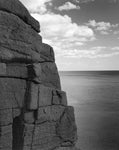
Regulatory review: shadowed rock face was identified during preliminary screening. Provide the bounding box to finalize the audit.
[0,0,78,150]
[0,0,40,32]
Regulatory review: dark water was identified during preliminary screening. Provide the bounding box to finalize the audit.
[59,71,119,150]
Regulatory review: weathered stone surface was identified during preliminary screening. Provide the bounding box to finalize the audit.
[0,148,12,150]
[56,106,77,143]
[26,82,39,110]
[23,146,31,150]
[23,124,34,146]
[55,147,80,150]
[27,63,61,88]
[0,11,56,63]
[32,122,61,149]
[0,125,12,149]
[61,141,74,147]
[6,63,28,78]
[38,85,53,106]
[0,78,26,109]
[36,105,65,124]
[40,43,55,62]
[24,111,35,124]
[0,63,28,79]
[52,90,67,106]
[12,108,21,118]
[38,85,67,107]
[40,62,61,89]
[0,63,6,75]
[32,136,61,150]
[0,109,13,126]
[0,0,78,149]
[0,0,40,32]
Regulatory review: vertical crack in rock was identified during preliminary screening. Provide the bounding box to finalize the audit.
[12,115,24,150]
[0,0,78,150]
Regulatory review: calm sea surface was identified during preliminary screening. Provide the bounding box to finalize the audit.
[59,71,119,150]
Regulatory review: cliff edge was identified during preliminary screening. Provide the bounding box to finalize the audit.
[0,0,78,150]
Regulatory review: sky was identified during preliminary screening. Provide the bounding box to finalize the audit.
[20,0,119,71]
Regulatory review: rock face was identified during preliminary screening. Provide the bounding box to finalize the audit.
[0,0,78,150]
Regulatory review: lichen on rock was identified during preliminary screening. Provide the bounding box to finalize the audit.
[0,0,78,150]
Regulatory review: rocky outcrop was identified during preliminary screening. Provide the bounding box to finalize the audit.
[0,0,78,150]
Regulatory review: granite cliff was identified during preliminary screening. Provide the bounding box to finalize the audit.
[0,0,78,150]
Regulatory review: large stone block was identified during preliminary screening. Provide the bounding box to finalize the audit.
[28,63,60,89]
[0,109,13,126]
[32,122,60,146]
[40,43,55,62]
[0,63,28,78]
[39,62,61,89]
[6,63,28,78]
[0,0,40,32]
[38,85,53,107]
[0,78,26,109]
[38,85,67,107]
[36,105,65,124]
[32,136,61,150]
[0,125,12,149]
[56,106,77,143]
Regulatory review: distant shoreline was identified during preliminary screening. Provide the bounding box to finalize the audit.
[59,70,119,76]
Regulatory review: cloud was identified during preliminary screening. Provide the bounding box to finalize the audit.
[112,47,119,50]
[20,0,95,61]
[109,0,119,3]
[20,0,52,14]
[55,46,119,59]
[114,30,119,34]
[87,20,118,35]
[87,20,111,30]
[32,12,95,55]
[57,2,80,11]
[73,0,95,3]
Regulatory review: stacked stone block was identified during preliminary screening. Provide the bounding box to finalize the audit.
[0,0,78,150]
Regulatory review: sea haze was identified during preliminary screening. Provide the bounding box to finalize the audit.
[59,71,119,150]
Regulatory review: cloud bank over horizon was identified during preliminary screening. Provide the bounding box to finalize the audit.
[20,0,119,70]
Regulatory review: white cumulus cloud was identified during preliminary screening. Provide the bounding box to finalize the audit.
[73,0,95,3]
[57,2,80,11]
[87,20,118,34]
[32,13,95,57]
[20,0,96,59]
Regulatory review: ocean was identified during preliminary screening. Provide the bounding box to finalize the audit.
[59,71,119,150]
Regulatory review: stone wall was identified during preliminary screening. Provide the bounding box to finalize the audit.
[0,0,78,150]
